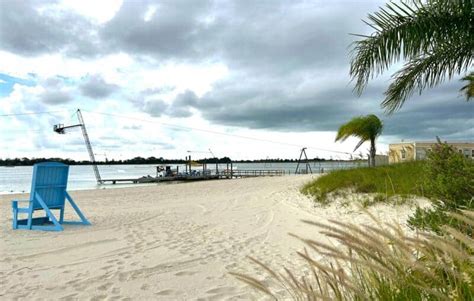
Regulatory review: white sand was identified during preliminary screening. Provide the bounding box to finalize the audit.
[0,175,427,300]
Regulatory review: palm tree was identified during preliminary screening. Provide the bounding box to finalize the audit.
[460,72,474,100]
[350,0,473,113]
[336,115,383,167]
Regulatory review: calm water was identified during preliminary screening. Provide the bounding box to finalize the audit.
[0,161,365,194]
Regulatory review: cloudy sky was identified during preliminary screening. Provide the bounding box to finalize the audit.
[0,0,472,161]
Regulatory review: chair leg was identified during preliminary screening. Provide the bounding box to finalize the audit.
[12,202,18,229]
[65,192,91,225]
[26,205,33,230]
[35,193,63,231]
[59,206,65,224]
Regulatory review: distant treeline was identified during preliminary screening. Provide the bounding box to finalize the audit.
[0,156,360,166]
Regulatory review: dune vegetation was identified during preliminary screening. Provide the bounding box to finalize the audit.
[232,210,474,300]
[301,160,425,204]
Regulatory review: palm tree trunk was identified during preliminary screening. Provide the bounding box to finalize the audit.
[370,138,376,167]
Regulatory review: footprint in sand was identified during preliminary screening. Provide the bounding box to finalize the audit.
[118,273,129,282]
[140,284,150,291]
[90,295,107,301]
[206,286,237,295]
[225,263,238,269]
[174,270,197,276]
[59,293,79,300]
[155,289,175,296]
[101,265,113,271]
[97,282,114,291]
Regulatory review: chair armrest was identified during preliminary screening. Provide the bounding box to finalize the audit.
[12,199,30,209]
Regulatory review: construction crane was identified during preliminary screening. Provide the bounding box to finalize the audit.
[53,109,103,184]
[208,148,216,158]
[295,147,313,174]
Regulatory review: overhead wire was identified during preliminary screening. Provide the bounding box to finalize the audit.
[83,110,356,156]
[0,109,359,157]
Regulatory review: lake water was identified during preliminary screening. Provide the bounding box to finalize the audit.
[0,161,365,194]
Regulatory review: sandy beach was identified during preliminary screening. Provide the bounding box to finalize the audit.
[0,175,426,300]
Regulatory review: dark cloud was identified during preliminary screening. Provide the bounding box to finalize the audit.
[166,90,198,117]
[0,0,99,57]
[79,75,119,99]
[37,77,73,104]
[39,90,73,105]
[163,75,473,141]
[137,90,198,118]
[100,0,213,60]
[142,99,168,117]
[207,1,378,74]
[382,82,474,140]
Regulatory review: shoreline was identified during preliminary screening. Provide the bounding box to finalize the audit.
[1,174,305,196]
[0,175,426,299]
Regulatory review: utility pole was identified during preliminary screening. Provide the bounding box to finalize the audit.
[54,109,103,184]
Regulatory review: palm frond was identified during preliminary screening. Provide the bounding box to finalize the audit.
[350,0,474,111]
[335,115,383,144]
[353,139,366,152]
[460,72,474,100]
[382,40,473,113]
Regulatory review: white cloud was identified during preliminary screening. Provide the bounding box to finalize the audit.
[59,0,123,24]
[143,5,158,22]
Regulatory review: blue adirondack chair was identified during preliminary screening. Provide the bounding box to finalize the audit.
[11,162,91,231]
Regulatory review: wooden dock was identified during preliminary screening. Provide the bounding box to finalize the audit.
[101,169,285,185]
[230,169,286,177]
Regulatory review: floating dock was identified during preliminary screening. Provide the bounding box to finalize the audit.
[101,169,286,185]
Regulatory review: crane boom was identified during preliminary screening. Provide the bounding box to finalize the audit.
[76,110,102,184]
[54,109,103,184]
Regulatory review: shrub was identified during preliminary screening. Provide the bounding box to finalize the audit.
[408,142,474,234]
[423,142,474,209]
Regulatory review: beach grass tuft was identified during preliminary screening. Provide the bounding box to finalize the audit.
[233,210,474,300]
[301,161,426,204]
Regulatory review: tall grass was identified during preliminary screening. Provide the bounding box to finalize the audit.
[232,210,474,300]
[302,161,426,204]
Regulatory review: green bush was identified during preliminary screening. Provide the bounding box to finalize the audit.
[423,143,474,209]
[408,142,474,234]
[409,205,473,235]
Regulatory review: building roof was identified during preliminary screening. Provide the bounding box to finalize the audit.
[390,141,474,145]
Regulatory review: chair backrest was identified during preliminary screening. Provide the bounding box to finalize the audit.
[30,162,69,210]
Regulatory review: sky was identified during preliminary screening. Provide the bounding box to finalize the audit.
[0,0,472,161]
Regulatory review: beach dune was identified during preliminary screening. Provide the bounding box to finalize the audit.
[0,175,421,300]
